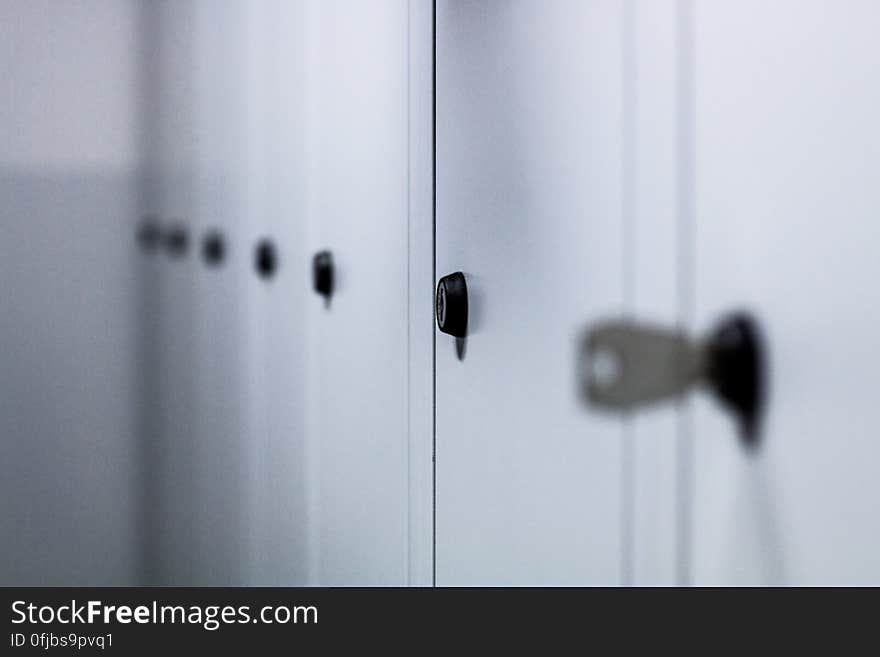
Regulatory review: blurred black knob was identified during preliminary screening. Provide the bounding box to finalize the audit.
[202,230,225,267]
[164,222,189,257]
[254,239,277,279]
[138,217,162,253]
[436,272,468,338]
[313,251,334,300]
[705,312,766,445]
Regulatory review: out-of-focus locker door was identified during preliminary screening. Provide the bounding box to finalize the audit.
[151,0,199,584]
[306,0,430,585]
[627,0,682,586]
[687,1,880,584]
[435,0,625,585]
[190,0,253,586]
[245,0,311,585]
[189,0,312,585]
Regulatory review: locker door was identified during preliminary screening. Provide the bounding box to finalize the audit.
[306,0,420,585]
[251,0,311,586]
[233,0,285,585]
[628,0,682,586]
[688,1,880,584]
[151,0,199,584]
[435,1,625,585]
[190,0,253,585]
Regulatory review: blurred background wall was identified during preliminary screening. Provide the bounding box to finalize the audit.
[0,0,142,584]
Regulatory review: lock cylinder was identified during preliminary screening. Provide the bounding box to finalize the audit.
[436,272,468,338]
[313,251,334,300]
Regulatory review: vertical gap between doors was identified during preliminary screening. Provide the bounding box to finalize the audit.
[431,0,437,588]
[406,0,412,587]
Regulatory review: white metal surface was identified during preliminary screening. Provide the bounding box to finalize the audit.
[151,0,199,584]
[136,0,428,587]
[189,0,256,585]
[305,0,421,585]
[435,0,625,585]
[688,0,880,584]
[166,0,315,586]
[629,0,684,586]
[8,0,880,588]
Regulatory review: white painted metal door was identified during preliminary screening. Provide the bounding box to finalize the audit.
[190,0,264,586]
[248,0,312,586]
[627,0,683,586]
[435,0,625,585]
[306,0,432,585]
[188,0,314,586]
[145,0,314,586]
[151,0,199,584]
[686,0,880,585]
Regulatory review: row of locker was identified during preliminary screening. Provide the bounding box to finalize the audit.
[137,219,334,299]
[136,0,880,586]
[138,0,422,586]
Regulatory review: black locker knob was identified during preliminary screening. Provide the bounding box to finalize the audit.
[436,272,468,338]
[202,229,225,267]
[313,251,334,299]
[138,217,162,253]
[164,222,189,258]
[254,239,278,279]
[704,313,765,445]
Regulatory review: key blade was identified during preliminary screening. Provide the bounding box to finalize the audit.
[579,319,704,411]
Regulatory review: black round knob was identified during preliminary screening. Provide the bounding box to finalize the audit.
[137,216,162,253]
[254,239,278,279]
[201,230,225,267]
[705,312,766,445]
[436,272,468,338]
[163,222,189,258]
[313,250,334,299]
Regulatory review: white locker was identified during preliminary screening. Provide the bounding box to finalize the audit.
[575,0,880,585]
[137,0,430,587]
[435,0,625,585]
[151,0,315,585]
[150,0,199,584]
[687,0,880,585]
[249,0,312,586]
[12,0,880,588]
[305,0,431,586]
[136,0,880,587]
[190,0,254,585]
[627,0,682,586]
[0,0,144,584]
